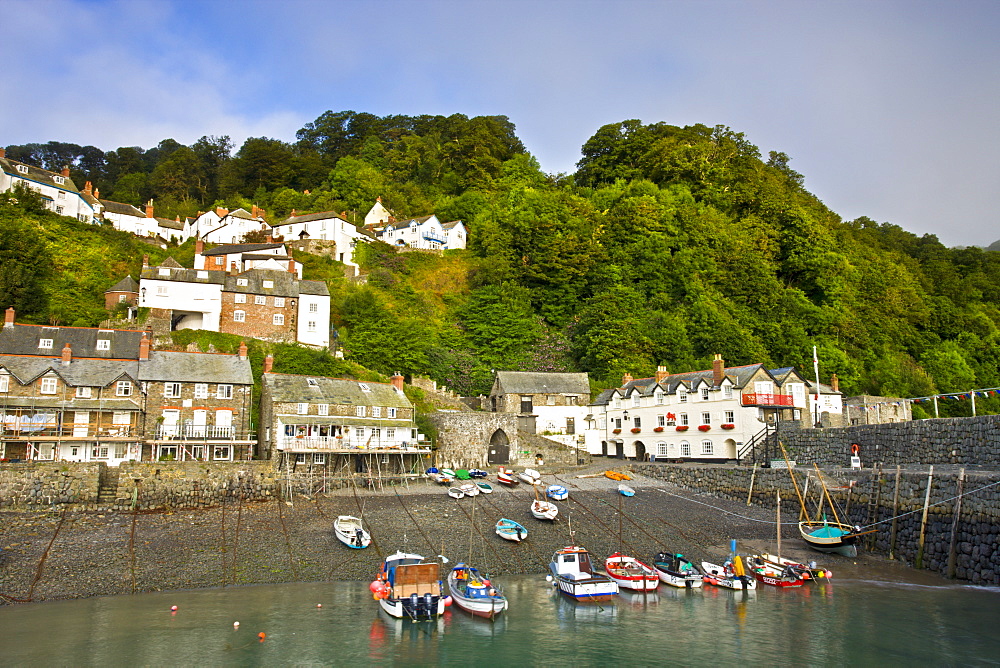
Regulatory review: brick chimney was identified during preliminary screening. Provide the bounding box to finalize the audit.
[263,354,274,373]
[266,234,274,243]
[391,372,404,391]
[290,210,296,218]
[230,262,239,276]
[4,307,14,327]
[655,365,668,383]
[288,260,296,273]
[251,205,258,218]
[195,239,204,255]
[831,374,840,392]
[376,196,382,203]
[0,148,5,159]
[622,373,633,386]
[145,200,154,218]
[83,181,93,195]
[93,187,100,199]
[238,341,248,360]
[216,207,229,218]
[142,254,149,268]
[61,166,70,177]
[61,343,72,365]
[139,335,150,361]
[712,354,725,387]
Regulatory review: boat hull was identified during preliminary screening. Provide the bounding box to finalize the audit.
[605,553,660,591]
[496,519,527,542]
[701,561,756,590]
[653,553,703,588]
[447,572,507,618]
[800,522,859,557]
[531,501,558,520]
[551,573,619,601]
[379,595,445,619]
[333,516,371,549]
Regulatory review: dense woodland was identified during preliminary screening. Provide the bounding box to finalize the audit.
[3,111,1000,420]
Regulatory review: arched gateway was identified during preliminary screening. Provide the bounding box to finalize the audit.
[487,429,511,465]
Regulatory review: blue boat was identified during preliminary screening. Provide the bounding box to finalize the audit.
[618,484,635,497]
[495,518,528,542]
[546,484,568,500]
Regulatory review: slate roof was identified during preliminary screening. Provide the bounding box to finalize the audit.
[156,217,184,230]
[493,371,591,396]
[201,243,284,256]
[228,208,256,220]
[441,220,463,230]
[0,158,81,194]
[0,324,145,359]
[0,355,140,387]
[138,351,252,385]
[141,265,227,285]
[385,215,433,231]
[224,270,300,297]
[275,211,347,226]
[100,199,145,217]
[299,280,329,296]
[106,276,139,294]
[264,373,411,409]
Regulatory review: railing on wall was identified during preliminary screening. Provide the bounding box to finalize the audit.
[737,425,778,466]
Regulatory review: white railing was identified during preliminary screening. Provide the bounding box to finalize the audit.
[278,436,427,451]
[156,425,236,439]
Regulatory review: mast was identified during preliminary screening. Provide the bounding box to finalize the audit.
[776,489,782,560]
[812,345,821,426]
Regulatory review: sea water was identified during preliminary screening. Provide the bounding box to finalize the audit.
[1,573,998,666]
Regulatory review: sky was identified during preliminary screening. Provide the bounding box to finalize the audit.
[2,0,999,247]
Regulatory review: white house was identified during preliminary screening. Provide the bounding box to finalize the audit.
[138,258,225,332]
[193,240,302,278]
[364,197,392,227]
[193,206,270,243]
[442,220,468,250]
[379,214,448,250]
[488,371,591,449]
[0,149,94,223]
[271,211,371,269]
[98,199,157,237]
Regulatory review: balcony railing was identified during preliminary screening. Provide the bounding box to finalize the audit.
[740,393,794,407]
[0,425,135,438]
[423,230,446,243]
[155,425,239,440]
[278,436,428,451]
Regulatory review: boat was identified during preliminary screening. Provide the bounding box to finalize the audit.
[652,552,704,588]
[496,518,528,542]
[618,484,635,497]
[518,468,541,485]
[497,467,519,486]
[455,469,472,480]
[546,484,568,500]
[701,557,756,590]
[372,551,446,619]
[475,481,494,494]
[459,482,480,497]
[448,487,465,499]
[604,470,632,481]
[604,552,659,591]
[549,545,619,601]
[757,553,831,580]
[441,468,457,479]
[333,515,371,549]
[447,563,508,618]
[531,498,559,521]
[746,555,809,588]
[469,469,488,478]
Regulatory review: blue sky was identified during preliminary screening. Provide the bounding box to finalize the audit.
[3,0,999,247]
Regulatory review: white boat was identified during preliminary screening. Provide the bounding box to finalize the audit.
[518,471,539,485]
[652,552,704,588]
[497,467,519,487]
[531,498,558,521]
[618,484,636,497]
[373,551,445,619]
[546,484,568,500]
[496,518,528,542]
[549,545,618,602]
[701,558,757,590]
[447,563,508,618]
[475,481,494,494]
[448,487,465,499]
[333,515,371,549]
[459,483,480,496]
[604,552,660,591]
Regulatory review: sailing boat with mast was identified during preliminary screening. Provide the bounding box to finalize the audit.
[747,490,808,588]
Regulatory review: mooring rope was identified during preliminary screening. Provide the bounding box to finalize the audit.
[856,477,1000,530]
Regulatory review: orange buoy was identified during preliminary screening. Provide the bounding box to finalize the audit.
[258,632,266,642]
[851,443,860,455]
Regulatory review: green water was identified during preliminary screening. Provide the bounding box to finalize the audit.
[1,574,997,666]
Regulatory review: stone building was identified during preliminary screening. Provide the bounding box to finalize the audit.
[844,395,913,425]
[488,371,591,445]
[424,411,519,470]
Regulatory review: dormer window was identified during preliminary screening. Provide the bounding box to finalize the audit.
[262,280,274,289]
[701,388,710,401]
[237,278,248,286]
[39,338,53,349]
[96,340,110,350]
[16,164,27,174]
[632,394,641,407]
[679,388,688,403]
[53,176,65,185]
[723,385,733,400]
[158,267,171,276]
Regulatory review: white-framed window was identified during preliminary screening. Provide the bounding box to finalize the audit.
[274,297,285,307]
[234,294,246,304]
[297,402,309,415]
[157,285,168,295]
[116,381,132,396]
[158,267,171,277]
[681,441,691,457]
[294,453,306,464]
[725,410,735,423]
[164,382,182,398]
[680,413,689,426]
[702,440,714,455]
[92,446,109,459]
[655,391,664,405]
[216,384,233,399]
[213,445,231,461]
[679,388,688,403]
[113,411,131,425]
[701,387,710,401]
[255,295,266,305]
[723,385,733,400]
[194,383,208,399]
[385,427,394,440]
[309,303,318,313]
[657,442,668,457]
[632,394,641,407]
[371,427,380,438]
[57,190,65,199]
[307,321,316,332]
[702,412,711,425]
[273,314,284,325]
[97,339,110,350]
[355,405,365,417]
[237,278,248,286]
[388,408,397,418]
[313,453,326,464]
[317,404,328,416]
[657,414,665,427]
[76,386,92,398]
[262,280,274,289]
[0,374,9,393]
[39,338,53,349]
[40,377,58,394]
[15,164,27,174]
[190,445,205,460]
[233,311,245,322]
[373,406,382,418]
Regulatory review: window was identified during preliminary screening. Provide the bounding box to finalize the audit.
[92,446,109,459]
[40,377,58,394]
[157,286,168,295]
[237,278,248,286]
[313,454,326,465]
[568,395,578,406]
[633,417,641,429]
[274,297,285,307]
[113,411,130,425]
[190,445,205,460]
[678,388,688,403]
[386,428,395,439]
[725,410,735,423]
[309,303,318,313]
[216,385,233,399]
[0,374,8,392]
[317,404,328,416]
[723,385,733,400]
[76,386,92,398]
[262,280,274,289]
[197,270,208,279]
[355,405,365,417]
[114,444,127,459]
[388,408,397,418]
[39,338,53,349]
[702,440,714,455]
[96,339,110,350]
[657,442,668,457]
[164,382,181,398]
[372,406,382,418]
[118,294,127,302]
[681,441,691,457]
[57,190,65,199]
[520,396,533,413]
[632,394,641,407]
[655,391,664,405]
[371,428,380,438]
[116,381,132,396]
[233,310,245,322]
[194,383,208,399]
[297,402,309,415]
[55,205,64,214]
[358,383,371,392]
[702,412,711,425]
[158,267,171,276]
[295,453,306,464]
[680,413,689,426]
[614,418,622,430]
[16,164,27,174]
[213,445,231,460]
[701,388,710,401]
[234,294,246,303]
[54,175,65,185]
[657,414,665,427]
[272,314,284,325]
[255,295,266,305]
[307,321,316,332]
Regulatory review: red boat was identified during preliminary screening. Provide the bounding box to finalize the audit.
[746,555,809,588]
[497,466,519,486]
[605,552,659,591]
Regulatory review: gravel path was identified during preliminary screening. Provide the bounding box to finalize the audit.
[0,465,892,604]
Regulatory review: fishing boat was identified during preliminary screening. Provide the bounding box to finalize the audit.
[701,558,756,590]
[448,487,465,499]
[372,551,446,619]
[618,484,635,497]
[459,482,480,497]
[531,498,559,520]
[549,545,619,601]
[447,563,508,618]
[496,518,528,542]
[757,553,831,580]
[652,552,704,588]
[546,484,568,500]
[604,552,660,591]
[518,468,541,485]
[475,481,494,494]
[746,555,809,588]
[497,467,519,486]
[333,515,371,549]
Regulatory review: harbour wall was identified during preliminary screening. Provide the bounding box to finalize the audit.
[634,463,1000,586]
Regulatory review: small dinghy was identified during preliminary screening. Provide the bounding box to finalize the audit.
[448,487,465,499]
[605,470,632,481]
[546,484,568,500]
[497,467,519,486]
[745,555,809,588]
[618,484,636,497]
[455,469,472,480]
[459,483,480,497]
[653,552,704,588]
[605,552,660,591]
[334,515,371,549]
[475,481,494,494]
[496,518,528,542]
[531,498,559,521]
[447,563,508,618]
[469,469,488,478]
[441,468,457,479]
[518,468,541,485]
[701,557,757,590]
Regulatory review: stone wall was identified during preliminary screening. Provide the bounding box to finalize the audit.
[775,415,1000,468]
[425,412,518,470]
[635,463,1000,585]
[111,461,278,511]
[516,431,591,468]
[0,462,102,508]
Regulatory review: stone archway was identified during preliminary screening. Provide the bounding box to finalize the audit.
[634,441,647,462]
[487,429,510,465]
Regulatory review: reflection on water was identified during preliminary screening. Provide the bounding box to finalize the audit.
[1,575,998,666]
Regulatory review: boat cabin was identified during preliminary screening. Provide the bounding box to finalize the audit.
[553,547,595,578]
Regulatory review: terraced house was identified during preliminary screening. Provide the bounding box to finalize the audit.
[0,148,94,222]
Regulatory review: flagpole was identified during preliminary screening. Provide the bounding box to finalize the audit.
[812,345,821,427]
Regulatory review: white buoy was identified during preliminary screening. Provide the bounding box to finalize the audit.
[234,621,240,628]
[545,575,553,582]
[316,604,322,608]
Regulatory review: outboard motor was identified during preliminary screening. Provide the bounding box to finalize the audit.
[424,593,434,615]
[409,593,419,614]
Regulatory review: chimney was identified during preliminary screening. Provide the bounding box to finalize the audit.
[174,215,180,222]
[238,341,248,360]
[61,166,70,177]
[712,354,725,387]
[391,372,405,391]
[288,259,296,274]
[145,200,154,218]
[290,210,296,218]
[216,207,228,218]
[263,355,274,373]
[83,181,93,195]
[376,196,382,203]
[142,254,149,268]
[655,365,668,383]
[0,148,5,158]
[622,373,633,386]
[251,205,258,218]
[195,239,204,255]
[93,187,100,199]
[61,343,72,365]
[266,235,274,243]
[831,374,840,392]
[4,307,14,327]
[230,262,239,276]
[139,335,150,361]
